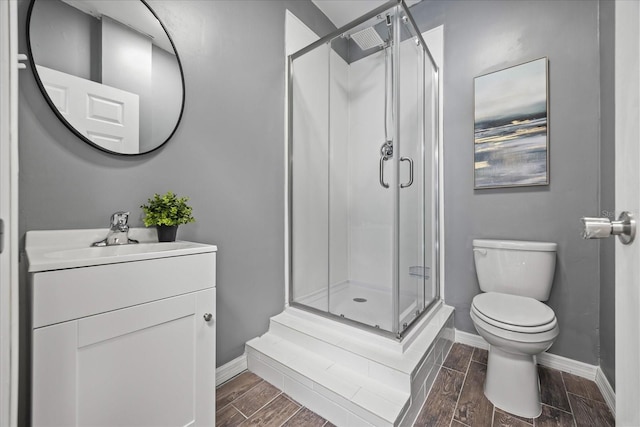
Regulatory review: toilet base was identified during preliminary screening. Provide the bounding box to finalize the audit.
[484,346,542,419]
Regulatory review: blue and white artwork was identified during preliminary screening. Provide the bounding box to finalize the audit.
[474,58,549,189]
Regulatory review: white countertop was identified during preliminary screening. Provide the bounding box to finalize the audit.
[26,228,217,272]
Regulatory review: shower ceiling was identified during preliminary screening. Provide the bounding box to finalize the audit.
[312,0,422,28]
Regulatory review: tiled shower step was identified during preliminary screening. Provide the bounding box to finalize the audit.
[246,332,410,426]
[245,305,455,426]
[267,306,454,389]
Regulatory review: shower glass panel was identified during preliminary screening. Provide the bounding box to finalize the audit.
[396,7,439,333]
[290,38,331,313]
[289,0,438,338]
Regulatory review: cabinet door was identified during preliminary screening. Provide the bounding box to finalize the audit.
[33,289,216,427]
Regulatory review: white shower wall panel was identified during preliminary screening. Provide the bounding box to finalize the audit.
[291,44,351,302]
[291,43,330,302]
[329,50,350,288]
[347,50,394,290]
[347,40,428,299]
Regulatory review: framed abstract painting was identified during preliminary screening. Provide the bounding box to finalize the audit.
[474,57,549,189]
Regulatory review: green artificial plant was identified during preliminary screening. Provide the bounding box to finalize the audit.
[140,191,195,227]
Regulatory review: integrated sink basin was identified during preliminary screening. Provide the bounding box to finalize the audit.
[45,242,199,259]
[26,228,217,272]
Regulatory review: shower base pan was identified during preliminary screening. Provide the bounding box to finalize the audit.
[295,280,426,332]
[245,302,454,427]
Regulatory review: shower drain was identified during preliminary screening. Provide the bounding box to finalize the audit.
[353,297,367,303]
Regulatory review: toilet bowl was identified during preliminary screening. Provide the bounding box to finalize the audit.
[471,292,559,418]
[470,240,558,419]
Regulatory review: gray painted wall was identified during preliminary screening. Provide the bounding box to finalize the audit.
[18,0,337,369]
[410,0,604,365]
[19,0,612,381]
[599,0,616,389]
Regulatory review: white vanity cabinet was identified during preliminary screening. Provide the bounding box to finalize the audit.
[26,230,217,427]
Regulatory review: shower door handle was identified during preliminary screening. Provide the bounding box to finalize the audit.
[400,157,413,188]
[380,157,390,188]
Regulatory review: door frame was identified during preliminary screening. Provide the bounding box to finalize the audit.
[615,0,640,424]
[0,0,20,425]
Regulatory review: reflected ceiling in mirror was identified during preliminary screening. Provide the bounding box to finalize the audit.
[27,0,185,155]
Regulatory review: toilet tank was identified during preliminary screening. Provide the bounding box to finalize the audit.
[473,239,557,301]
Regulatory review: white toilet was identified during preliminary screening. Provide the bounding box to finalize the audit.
[470,239,559,419]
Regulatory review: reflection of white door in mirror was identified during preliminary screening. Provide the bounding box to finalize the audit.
[28,0,184,155]
[36,65,140,154]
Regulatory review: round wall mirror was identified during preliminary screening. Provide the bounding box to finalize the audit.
[27,0,185,155]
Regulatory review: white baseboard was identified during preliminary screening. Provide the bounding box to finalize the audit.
[595,367,616,416]
[454,329,617,414]
[455,330,598,379]
[536,352,597,380]
[455,329,489,350]
[216,353,248,386]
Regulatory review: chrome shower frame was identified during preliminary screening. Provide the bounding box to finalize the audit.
[286,0,440,340]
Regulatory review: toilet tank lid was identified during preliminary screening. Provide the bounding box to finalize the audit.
[473,239,557,252]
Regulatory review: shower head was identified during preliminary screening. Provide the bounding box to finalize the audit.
[349,26,385,51]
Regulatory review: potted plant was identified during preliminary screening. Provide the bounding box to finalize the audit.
[141,191,195,242]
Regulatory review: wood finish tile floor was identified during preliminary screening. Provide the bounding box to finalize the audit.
[216,371,334,427]
[415,343,615,427]
[216,344,614,427]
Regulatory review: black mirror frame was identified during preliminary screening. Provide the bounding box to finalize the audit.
[26,0,186,156]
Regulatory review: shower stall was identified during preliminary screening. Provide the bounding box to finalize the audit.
[288,0,439,339]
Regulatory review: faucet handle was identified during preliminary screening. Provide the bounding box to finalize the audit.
[110,211,130,229]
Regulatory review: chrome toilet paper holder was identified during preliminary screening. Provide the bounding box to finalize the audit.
[581,211,636,245]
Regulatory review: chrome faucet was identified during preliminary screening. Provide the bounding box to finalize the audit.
[92,211,139,247]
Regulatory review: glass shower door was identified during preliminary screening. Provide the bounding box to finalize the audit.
[288,2,439,339]
[395,6,438,335]
[326,13,397,332]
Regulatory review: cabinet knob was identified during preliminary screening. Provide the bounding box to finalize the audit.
[203,313,213,322]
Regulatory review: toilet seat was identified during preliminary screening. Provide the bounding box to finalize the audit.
[471,309,559,345]
[472,292,557,334]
